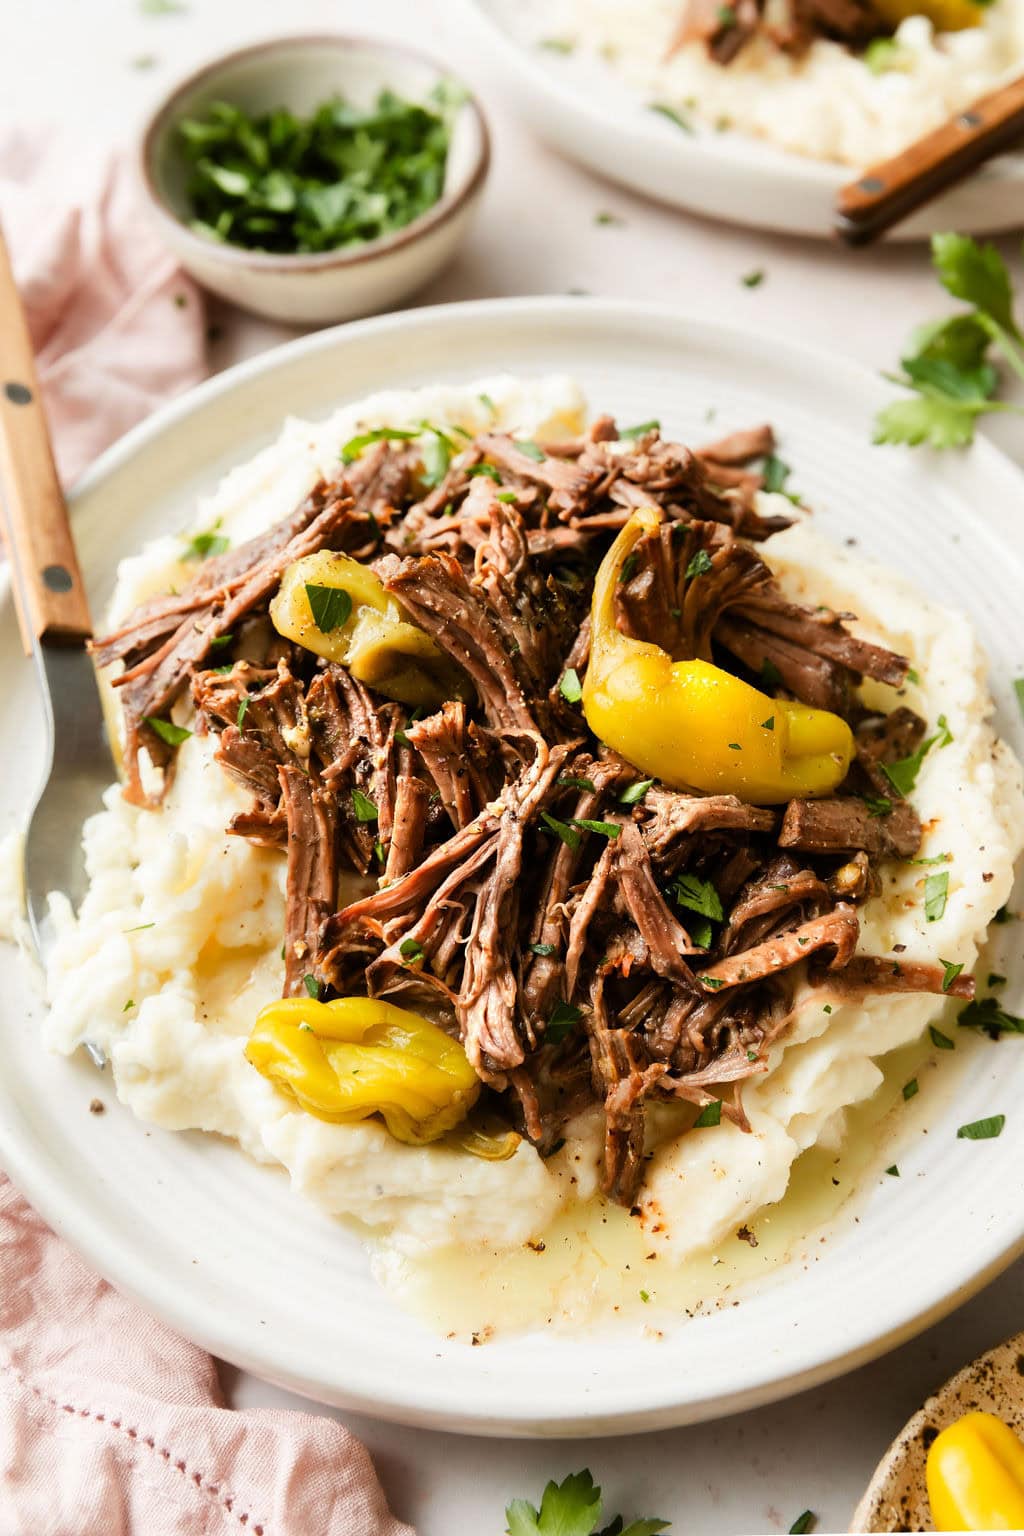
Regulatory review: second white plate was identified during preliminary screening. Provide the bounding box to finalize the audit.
[457,0,1024,240]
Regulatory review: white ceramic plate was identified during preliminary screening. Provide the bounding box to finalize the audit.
[3,299,1024,1436]
[455,0,1024,240]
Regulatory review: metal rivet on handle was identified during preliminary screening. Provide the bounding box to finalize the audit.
[959,111,982,129]
[859,176,885,194]
[42,564,73,593]
[3,381,32,405]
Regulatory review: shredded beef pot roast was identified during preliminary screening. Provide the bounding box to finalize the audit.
[94,417,969,1208]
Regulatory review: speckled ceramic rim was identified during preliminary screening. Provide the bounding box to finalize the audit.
[137,33,491,274]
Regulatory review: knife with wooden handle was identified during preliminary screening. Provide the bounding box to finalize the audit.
[0,229,93,651]
[835,74,1024,246]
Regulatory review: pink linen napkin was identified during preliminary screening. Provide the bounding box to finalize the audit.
[0,137,414,1536]
[0,129,207,485]
[0,1176,414,1536]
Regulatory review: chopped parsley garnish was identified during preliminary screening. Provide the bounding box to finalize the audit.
[619,778,654,805]
[903,1078,919,1100]
[789,1513,816,1536]
[178,89,457,256]
[124,922,155,932]
[619,419,660,440]
[689,917,714,950]
[701,976,725,990]
[924,870,949,922]
[717,3,737,24]
[761,716,775,731]
[515,439,546,461]
[122,999,135,1012]
[863,794,893,818]
[930,1025,955,1050]
[618,551,639,584]
[649,101,693,134]
[236,697,250,730]
[373,839,385,865]
[685,548,713,579]
[906,666,921,684]
[541,812,581,851]
[478,391,497,418]
[957,1114,1005,1140]
[594,211,624,227]
[302,974,321,999]
[958,996,1024,1037]
[760,658,782,689]
[1015,677,1024,720]
[539,36,575,53]
[341,426,419,464]
[741,268,765,288]
[305,583,352,633]
[882,725,945,796]
[761,454,791,494]
[399,937,425,963]
[874,233,1024,450]
[208,633,234,651]
[559,668,583,704]
[863,36,911,72]
[727,742,742,751]
[351,788,379,823]
[496,490,518,503]
[558,774,597,793]
[182,523,229,561]
[886,1165,900,1177]
[419,423,453,487]
[144,716,192,747]
[693,1099,722,1130]
[504,1468,668,1536]
[570,817,621,839]
[530,943,557,957]
[910,852,952,865]
[672,873,724,922]
[546,1002,583,1045]
[940,958,964,993]
[639,1288,651,1303]
[466,462,502,483]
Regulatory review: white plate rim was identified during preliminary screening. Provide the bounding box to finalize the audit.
[3,296,1024,1435]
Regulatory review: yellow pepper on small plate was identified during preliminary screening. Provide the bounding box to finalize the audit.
[927,1411,1024,1531]
[581,508,854,803]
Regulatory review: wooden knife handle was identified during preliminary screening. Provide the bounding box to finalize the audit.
[0,226,92,651]
[835,75,1024,246]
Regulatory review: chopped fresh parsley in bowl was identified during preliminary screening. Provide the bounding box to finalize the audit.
[178,87,458,255]
[139,36,489,324]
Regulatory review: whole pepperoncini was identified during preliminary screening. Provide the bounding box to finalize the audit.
[582,508,854,803]
[270,550,466,709]
[926,1411,1024,1531]
[246,996,481,1145]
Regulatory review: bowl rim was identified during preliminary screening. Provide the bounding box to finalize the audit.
[137,32,492,274]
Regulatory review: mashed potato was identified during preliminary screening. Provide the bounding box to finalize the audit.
[540,0,1024,166]
[43,376,1024,1279]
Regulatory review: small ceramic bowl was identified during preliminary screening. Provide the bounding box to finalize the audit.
[138,35,490,326]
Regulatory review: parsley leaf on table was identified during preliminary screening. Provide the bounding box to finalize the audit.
[505,1469,668,1536]
[874,233,1024,449]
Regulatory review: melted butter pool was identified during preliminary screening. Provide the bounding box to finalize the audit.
[378,1033,944,1338]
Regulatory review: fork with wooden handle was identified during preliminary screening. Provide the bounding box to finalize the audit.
[0,227,114,1061]
[835,74,1024,245]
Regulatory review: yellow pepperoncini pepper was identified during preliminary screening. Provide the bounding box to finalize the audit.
[927,1411,1024,1531]
[581,508,854,803]
[870,0,984,31]
[246,996,481,1146]
[270,550,466,709]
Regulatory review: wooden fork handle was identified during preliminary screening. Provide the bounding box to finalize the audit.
[0,226,91,652]
[835,75,1024,246]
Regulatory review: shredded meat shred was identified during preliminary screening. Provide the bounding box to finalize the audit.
[93,416,963,1204]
